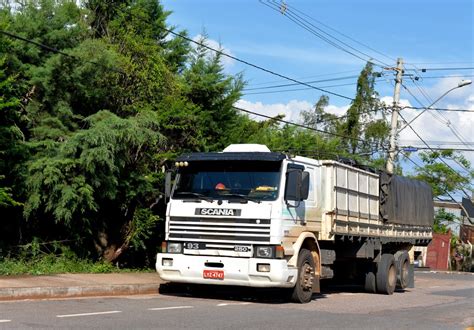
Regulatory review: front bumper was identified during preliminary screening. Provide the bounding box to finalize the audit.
[156,253,297,288]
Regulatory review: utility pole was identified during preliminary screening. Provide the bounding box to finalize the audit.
[386,58,403,174]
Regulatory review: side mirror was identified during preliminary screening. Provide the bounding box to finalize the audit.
[284,169,310,205]
[165,170,172,200]
[285,169,302,202]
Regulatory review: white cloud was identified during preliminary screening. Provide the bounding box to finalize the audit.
[425,77,473,104]
[394,93,474,164]
[192,34,235,69]
[235,99,313,123]
[380,96,412,108]
[325,104,350,116]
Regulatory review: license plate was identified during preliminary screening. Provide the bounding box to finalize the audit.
[203,270,224,280]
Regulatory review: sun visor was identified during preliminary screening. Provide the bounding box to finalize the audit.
[176,152,286,162]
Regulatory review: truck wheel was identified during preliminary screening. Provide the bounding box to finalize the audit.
[290,248,315,303]
[364,263,377,293]
[396,251,410,289]
[376,254,396,295]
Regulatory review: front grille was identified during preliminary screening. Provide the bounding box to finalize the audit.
[168,216,271,244]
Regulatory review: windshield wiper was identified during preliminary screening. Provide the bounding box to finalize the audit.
[220,193,261,204]
[174,192,214,202]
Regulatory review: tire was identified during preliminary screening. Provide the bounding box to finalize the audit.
[395,251,410,289]
[290,249,315,303]
[364,263,377,293]
[376,254,397,295]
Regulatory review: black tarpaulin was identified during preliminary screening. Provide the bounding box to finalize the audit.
[380,173,434,227]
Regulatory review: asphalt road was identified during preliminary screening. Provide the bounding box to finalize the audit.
[0,272,472,329]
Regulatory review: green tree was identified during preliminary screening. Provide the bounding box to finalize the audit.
[338,63,389,156]
[24,110,166,262]
[0,59,22,208]
[182,35,244,151]
[300,95,339,134]
[413,150,473,198]
[0,0,249,266]
[433,208,457,234]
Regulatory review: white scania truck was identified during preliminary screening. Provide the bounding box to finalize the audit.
[156,144,433,303]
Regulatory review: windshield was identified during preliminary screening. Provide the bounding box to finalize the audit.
[173,161,282,201]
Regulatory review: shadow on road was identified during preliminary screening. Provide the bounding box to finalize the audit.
[159,282,330,304]
[158,278,413,303]
[158,279,385,304]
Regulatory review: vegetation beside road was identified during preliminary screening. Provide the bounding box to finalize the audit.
[0,239,149,275]
[1,0,471,270]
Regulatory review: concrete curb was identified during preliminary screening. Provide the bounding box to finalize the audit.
[0,284,161,301]
[415,270,474,275]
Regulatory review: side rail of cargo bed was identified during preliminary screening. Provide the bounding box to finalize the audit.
[330,218,432,244]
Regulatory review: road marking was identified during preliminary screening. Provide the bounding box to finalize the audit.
[56,311,122,318]
[0,320,11,323]
[217,302,251,307]
[148,306,194,311]
[430,286,441,288]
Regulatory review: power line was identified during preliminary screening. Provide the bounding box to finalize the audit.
[260,0,389,68]
[400,146,474,152]
[400,150,473,223]
[405,67,474,72]
[415,74,474,79]
[3,16,355,102]
[400,140,474,145]
[243,78,389,95]
[405,81,472,147]
[405,61,473,65]
[0,30,126,75]
[243,75,359,91]
[133,15,355,101]
[248,69,361,87]
[242,81,360,95]
[397,111,471,199]
[233,105,388,149]
[280,1,396,64]
[403,106,473,112]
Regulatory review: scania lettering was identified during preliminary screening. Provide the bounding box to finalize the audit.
[198,208,236,216]
[156,144,434,303]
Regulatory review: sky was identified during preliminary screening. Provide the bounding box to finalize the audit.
[161,0,473,192]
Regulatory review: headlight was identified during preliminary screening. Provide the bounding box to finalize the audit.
[167,242,182,253]
[254,246,284,259]
[256,246,273,258]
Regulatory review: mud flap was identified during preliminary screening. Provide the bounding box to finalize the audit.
[407,263,415,288]
[312,274,321,293]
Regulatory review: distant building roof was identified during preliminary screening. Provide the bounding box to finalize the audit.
[433,200,461,210]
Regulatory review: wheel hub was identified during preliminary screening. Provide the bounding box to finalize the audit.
[300,263,314,291]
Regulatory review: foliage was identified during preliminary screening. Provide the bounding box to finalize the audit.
[181,34,244,151]
[413,150,473,197]
[300,95,338,134]
[337,63,389,156]
[0,0,246,265]
[298,63,390,170]
[0,239,123,275]
[433,208,458,234]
